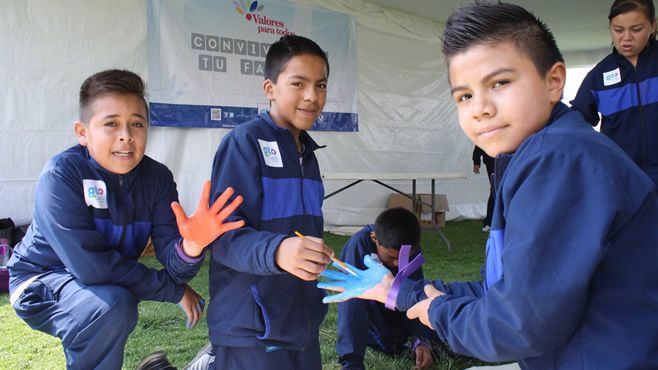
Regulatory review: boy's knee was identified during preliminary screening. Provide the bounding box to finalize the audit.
[62,285,138,349]
[100,286,138,330]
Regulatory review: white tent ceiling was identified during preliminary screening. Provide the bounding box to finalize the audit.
[366,0,612,52]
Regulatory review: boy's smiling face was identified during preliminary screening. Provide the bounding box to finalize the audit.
[264,53,328,138]
[74,93,148,175]
[449,41,565,157]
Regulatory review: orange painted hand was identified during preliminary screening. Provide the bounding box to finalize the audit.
[171,180,245,256]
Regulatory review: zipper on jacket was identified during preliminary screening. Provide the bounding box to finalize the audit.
[117,175,127,247]
[633,66,648,165]
[299,149,307,226]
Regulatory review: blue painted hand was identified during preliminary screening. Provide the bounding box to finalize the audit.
[317,255,390,303]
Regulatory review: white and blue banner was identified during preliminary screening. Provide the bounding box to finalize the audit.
[147,0,358,131]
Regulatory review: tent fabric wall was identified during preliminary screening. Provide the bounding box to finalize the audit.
[1,0,509,228]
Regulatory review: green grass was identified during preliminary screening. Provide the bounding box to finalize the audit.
[0,220,495,369]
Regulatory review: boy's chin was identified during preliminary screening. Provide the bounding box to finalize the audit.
[293,119,318,131]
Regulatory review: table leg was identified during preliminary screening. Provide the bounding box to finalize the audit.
[432,179,452,252]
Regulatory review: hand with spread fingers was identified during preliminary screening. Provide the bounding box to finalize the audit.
[171,180,245,257]
[317,255,393,304]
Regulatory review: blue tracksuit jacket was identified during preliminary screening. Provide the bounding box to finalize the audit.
[337,225,431,370]
[208,112,327,350]
[8,145,201,303]
[570,38,658,187]
[396,103,658,368]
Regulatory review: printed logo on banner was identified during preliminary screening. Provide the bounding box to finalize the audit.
[258,139,283,167]
[233,1,264,20]
[603,68,621,86]
[83,179,108,209]
[233,0,295,36]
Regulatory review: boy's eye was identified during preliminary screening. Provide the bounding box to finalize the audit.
[317,82,327,90]
[291,81,303,87]
[104,121,117,127]
[132,121,145,128]
[493,80,509,89]
[456,93,472,103]
[632,27,644,33]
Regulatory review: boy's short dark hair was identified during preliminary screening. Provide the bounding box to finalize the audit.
[79,69,148,123]
[264,35,330,83]
[374,207,421,250]
[609,0,657,39]
[442,1,564,76]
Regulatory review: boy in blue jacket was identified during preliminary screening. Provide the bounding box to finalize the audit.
[319,2,658,369]
[203,35,335,370]
[7,69,244,369]
[336,207,435,370]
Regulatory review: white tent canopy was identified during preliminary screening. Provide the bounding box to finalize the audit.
[0,0,612,229]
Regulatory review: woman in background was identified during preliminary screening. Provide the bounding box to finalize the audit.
[571,0,658,188]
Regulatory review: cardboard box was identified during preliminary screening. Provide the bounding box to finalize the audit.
[386,193,449,228]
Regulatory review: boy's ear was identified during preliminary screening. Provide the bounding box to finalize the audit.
[546,62,567,104]
[369,231,378,245]
[74,121,88,146]
[263,79,275,100]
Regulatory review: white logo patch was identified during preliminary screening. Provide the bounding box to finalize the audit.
[258,139,283,167]
[603,68,621,86]
[83,179,108,209]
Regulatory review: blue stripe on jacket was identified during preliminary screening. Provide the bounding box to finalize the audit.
[93,218,152,258]
[261,177,323,220]
[593,76,658,116]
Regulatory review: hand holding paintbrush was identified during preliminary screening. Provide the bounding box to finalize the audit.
[295,231,359,277]
[273,231,334,281]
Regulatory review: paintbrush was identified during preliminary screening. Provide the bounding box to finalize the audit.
[294,231,359,276]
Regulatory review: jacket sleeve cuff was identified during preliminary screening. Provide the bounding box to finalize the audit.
[175,238,205,264]
[396,278,429,311]
[412,337,431,351]
[265,234,289,274]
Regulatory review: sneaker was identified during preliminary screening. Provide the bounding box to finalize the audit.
[135,351,177,370]
[482,225,491,232]
[183,343,215,370]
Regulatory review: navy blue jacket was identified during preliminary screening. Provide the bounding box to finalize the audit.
[337,225,430,370]
[8,145,201,303]
[397,103,658,368]
[208,113,327,349]
[571,38,658,187]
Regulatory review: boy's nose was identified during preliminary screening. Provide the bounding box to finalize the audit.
[118,129,134,142]
[304,87,318,102]
[472,97,495,120]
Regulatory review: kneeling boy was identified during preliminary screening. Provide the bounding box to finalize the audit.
[336,207,435,370]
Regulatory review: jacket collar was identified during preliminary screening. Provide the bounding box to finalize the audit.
[492,102,569,192]
[611,37,656,66]
[82,145,142,189]
[257,112,325,154]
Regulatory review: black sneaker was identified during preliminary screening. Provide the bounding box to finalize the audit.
[135,350,177,370]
